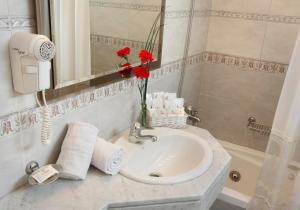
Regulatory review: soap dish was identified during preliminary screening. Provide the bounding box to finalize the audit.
[26,161,62,186]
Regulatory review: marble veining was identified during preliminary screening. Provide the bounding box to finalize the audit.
[0,127,231,210]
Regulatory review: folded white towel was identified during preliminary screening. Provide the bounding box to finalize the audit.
[152,98,164,109]
[164,92,177,100]
[56,122,99,180]
[152,92,164,99]
[92,138,124,175]
[174,98,184,108]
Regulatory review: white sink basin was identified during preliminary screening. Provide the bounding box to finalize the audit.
[115,127,213,185]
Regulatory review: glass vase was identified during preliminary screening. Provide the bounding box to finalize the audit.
[138,102,148,127]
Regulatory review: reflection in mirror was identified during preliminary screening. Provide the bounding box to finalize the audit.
[50,0,163,89]
[51,1,93,88]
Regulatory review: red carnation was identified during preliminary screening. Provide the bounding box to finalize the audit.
[117,47,131,57]
[119,63,132,77]
[138,49,154,63]
[134,66,149,79]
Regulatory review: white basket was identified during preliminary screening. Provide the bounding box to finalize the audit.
[149,113,188,129]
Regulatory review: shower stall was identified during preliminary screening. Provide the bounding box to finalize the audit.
[179,0,300,209]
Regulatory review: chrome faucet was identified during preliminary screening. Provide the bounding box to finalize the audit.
[185,106,201,126]
[129,122,158,144]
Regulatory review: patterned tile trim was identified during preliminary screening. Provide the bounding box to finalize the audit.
[90,34,159,51]
[0,51,288,137]
[165,10,192,19]
[0,59,183,138]
[194,10,211,18]
[210,10,300,24]
[187,51,288,74]
[90,1,195,19]
[0,16,35,30]
[90,1,161,12]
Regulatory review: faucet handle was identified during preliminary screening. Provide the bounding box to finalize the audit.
[134,122,141,130]
[133,122,154,130]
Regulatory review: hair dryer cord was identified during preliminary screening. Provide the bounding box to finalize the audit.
[35,91,52,144]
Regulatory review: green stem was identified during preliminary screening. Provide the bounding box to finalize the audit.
[145,13,161,50]
[143,78,148,103]
[149,26,160,53]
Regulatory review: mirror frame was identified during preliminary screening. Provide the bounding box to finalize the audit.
[35,0,166,99]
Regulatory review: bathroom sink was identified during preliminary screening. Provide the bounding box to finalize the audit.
[115,127,213,185]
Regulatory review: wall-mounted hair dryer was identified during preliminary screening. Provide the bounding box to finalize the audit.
[9,32,55,94]
[10,32,55,144]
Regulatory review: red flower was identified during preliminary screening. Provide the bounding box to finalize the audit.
[119,63,132,77]
[117,47,131,57]
[134,66,150,79]
[138,49,154,63]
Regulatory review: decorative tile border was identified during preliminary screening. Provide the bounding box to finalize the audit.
[0,50,288,138]
[0,59,183,139]
[165,11,192,19]
[90,34,159,51]
[90,1,194,19]
[197,51,288,73]
[194,10,211,18]
[210,10,300,25]
[90,1,161,12]
[1,9,299,32]
[0,16,35,30]
[185,53,203,66]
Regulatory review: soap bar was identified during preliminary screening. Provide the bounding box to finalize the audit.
[31,165,59,184]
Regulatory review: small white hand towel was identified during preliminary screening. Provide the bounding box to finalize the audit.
[152,98,164,109]
[164,92,177,100]
[56,122,99,180]
[92,138,124,175]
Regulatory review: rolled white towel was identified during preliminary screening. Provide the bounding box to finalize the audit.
[92,138,124,175]
[56,122,99,180]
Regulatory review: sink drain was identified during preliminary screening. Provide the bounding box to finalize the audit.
[149,172,162,178]
[229,170,241,182]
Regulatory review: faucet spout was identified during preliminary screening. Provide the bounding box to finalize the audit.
[187,115,201,123]
[129,122,158,144]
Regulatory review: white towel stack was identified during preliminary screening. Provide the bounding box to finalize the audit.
[92,138,124,175]
[147,92,185,117]
[56,122,99,180]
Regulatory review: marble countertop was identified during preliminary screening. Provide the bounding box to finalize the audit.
[0,126,231,210]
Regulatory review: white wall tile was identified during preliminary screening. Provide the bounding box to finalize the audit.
[261,23,300,64]
[181,64,204,109]
[8,0,35,17]
[188,17,209,56]
[0,31,19,116]
[194,0,212,11]
[161,18,189,63]
[270,0,300,16]
[206,17,266,58]
[0,132,25,198]
[166,0,191,11]
[0,0,8,16]
[211,0,272,14]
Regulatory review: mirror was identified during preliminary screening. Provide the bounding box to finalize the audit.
[37,0,165,89]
